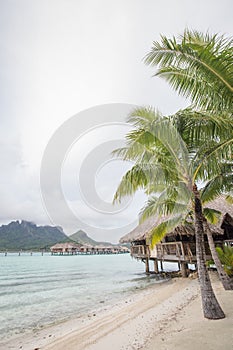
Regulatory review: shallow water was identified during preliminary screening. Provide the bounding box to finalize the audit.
[0,253,177,341]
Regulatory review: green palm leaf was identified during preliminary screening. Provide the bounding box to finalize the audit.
[225,195,233,204]
[201,170,233,204]
[145,30,233,112]
[150,215,184,248]
[203,208,221,225]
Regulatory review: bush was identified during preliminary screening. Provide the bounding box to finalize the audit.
[216,246,233,276]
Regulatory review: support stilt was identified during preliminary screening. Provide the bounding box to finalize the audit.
[145,258,149,274]
[154,259,159,274]
[181,261,188,277]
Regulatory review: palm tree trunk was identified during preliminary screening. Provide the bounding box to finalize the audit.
[204,220,233,290]
[193,184,225,319]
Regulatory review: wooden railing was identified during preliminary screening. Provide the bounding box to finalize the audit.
[131,240,222,262]
[131,245,148,258]
[155,242,185,260]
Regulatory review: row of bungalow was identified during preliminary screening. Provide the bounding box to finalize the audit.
[50,242,130,255]
[120,197,233,277]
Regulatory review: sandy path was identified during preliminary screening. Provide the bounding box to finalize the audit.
[43,278,199,350]
[82,278,199,350]
[145,274,233,350]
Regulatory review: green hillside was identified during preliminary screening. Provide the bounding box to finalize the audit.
[69,230,114,246]
[0,220,70,250]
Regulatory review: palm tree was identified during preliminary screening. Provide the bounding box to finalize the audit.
[113,107,233,319]
[113,30,233,319]
[144,29,233,113]
[143,29,233,292]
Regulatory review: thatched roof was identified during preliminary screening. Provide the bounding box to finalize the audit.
[50,242,80,250]
[222,213,233,227]
[205,196,233,221]
[120,218,198,243]
[120,196,232,243]
[120,215,165,243]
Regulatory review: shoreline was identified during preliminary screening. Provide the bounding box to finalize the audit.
[1,277,196,350]
[2,272,232,350]
[1,275,170,348]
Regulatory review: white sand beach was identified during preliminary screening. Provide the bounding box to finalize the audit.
[2,273,233,350]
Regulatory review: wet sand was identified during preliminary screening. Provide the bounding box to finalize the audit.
[2,273,232,350]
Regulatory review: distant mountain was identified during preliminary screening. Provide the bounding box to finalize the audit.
[0,220,70,250]
[69,230,115,247]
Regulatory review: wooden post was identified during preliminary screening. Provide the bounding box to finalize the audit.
[154,259,159,274]
[181,261,188,277]
[145,258,150,274]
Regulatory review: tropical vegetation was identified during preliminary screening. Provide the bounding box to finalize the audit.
[216,246,233,276]
[113,30,233,319]
[145,29,233,113]
[0,220,69,250]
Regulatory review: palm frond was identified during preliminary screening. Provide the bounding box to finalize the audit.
[127,106,163,126]
[128,107,191,180]
[193,139,233,183]
[140,195,188,223]
[140,181,191,223]
[216,246,233,276]
[203,207,221,225]
[225,195,233,204]
[150,215,184,248]
[145,29,233,111]
[113,164,148,203]
[201,170,233,203]
[172,108,233,150]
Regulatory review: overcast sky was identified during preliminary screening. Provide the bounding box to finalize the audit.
[0,0,232,242]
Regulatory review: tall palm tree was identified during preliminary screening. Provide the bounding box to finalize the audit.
[143,29,233,292]
[113,30,233,319]
[113,107,233,319]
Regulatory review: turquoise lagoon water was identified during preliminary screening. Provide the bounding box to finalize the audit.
[0,253,177,341]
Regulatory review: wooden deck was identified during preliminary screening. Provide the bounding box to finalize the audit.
[130,241,222,264]
[131,240,233,266]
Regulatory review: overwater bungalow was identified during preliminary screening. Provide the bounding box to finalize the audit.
[120,197,233,277]
[50,242,81,255]
[79,244,94,254]
[50,243,130,255]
